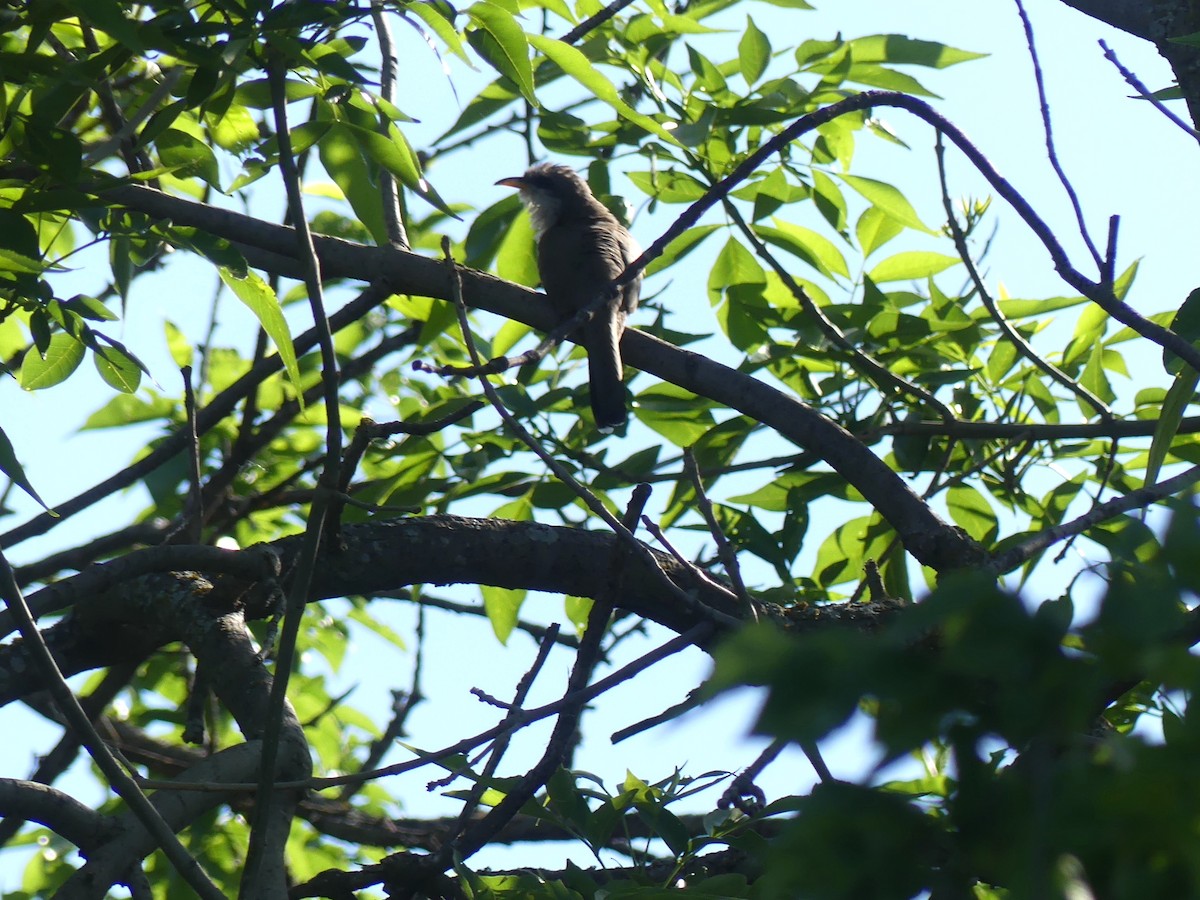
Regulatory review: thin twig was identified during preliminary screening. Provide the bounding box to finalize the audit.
[719,738,783,813]
[1,280,397,551]
[1014,0,1103,269]
[339,402,485,498]
[448,624,562,837]
[638,515,743,628]
[369,589,580,648]
[989,463,1200,574]
[561,0,638,44]
[182,365,204,543]
[1100,39,1200,143]
[138,623,715,796]
[371,0,410,248]
[683,448,750,617]
[0,661,138,847]
[610,688,704,743]
[1102,215,1119,288]
[413,287,618,379]
[934,132,1113,421]
[439,491,652,867]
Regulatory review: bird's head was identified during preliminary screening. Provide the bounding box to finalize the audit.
[496,163,597,238]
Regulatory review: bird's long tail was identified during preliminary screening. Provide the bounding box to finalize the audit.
[586,306,627,432]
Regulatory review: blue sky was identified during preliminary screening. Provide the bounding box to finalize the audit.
[1,0,1195,887]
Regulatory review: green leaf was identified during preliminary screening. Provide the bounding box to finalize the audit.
[495,207,540,287]
[340,122,456,217]
[1080,340,1115,406]
[83,393,176,429]
[844,63,937,97]
[847,34,986,68]
[61,294,118,322]
[564,595,592,635]
[840,174,935,234]
[481,585,524,644]
[738,16,771,85]
[218,267,302,398]
[646,224,721,277]
[92,342,143,393]
[0,424,52,511]
[634,383,715,445]
[164,320,193,369]
[467,2,535,104]
[856,205,904,257]
[24,117,83,181]
[154,128,221,189]
[61,0,143,49]
[810,169,847,234]
[627,170,709,203]
[408,0,470,62]
[529,35,683,147]
[19,332,85,390]
[0,246,47,277]
[756,219,850,279]
[0,208,41,261]
[946,484,998,544]
[867,251,959,283]
[317,122,388,243]
[1146,368,1199,491]
[110,232,132,301]
[994,294,1088,319]
[1165,286,1200,376]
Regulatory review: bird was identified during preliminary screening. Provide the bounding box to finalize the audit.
[495,163,641,432]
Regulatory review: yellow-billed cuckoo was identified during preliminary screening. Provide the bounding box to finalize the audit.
[496,163,641,432]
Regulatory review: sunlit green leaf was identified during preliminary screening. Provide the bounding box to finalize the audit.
[756,219,850,279]
[480,585,524,644]
[947,484,998,544]
[92,342,142,393]
[467,2,535,104]
[867,251,959,283]
[218,267,302,398]
[841,174,935,234]
[847,34,986,68]
[529,35,683,147]
[0,424,52,511]
[155,128,221,189]
[19,332,84,390]
[738,16,771,85]
[856,205,904,257]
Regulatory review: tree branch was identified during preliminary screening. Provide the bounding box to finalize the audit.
[70,178,982,574]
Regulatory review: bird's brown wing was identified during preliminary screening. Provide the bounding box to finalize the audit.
[616,226,641,315]
[536,210,628,313]
[537,209,636,430]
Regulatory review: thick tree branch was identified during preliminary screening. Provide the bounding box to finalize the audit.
[1056,1,1153,47]
[0,516,907,710]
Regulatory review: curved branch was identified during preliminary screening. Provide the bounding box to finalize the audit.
[0,516,906,709]
[0,778,114,849]
[0,518,729,710]
[74,181,981,574]
[614,91,1200,375]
